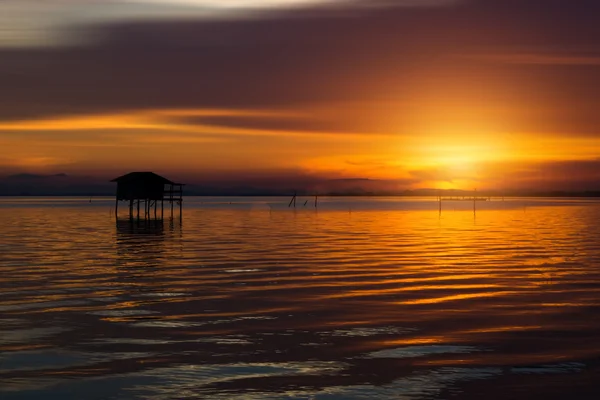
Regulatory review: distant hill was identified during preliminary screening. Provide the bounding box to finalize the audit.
[0,173,598,197]
[5,173,69,181]
[0,173,113,196]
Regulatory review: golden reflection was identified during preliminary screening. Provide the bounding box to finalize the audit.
[461,325,543,334]
[320,284,502,300]
[398,291,518,305]
[382,337,444,346]
[0,344,51,352]
[2,200,600,395]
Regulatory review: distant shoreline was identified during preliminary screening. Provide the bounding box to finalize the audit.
[1,193,600,198]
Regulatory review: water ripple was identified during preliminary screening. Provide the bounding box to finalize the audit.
[1,197,600,398]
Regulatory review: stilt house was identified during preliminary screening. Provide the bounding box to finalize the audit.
[111,172,183,219]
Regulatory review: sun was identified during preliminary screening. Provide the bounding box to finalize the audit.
[406,144,488,190]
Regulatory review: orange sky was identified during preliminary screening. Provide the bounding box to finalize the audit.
[0,0,599,192]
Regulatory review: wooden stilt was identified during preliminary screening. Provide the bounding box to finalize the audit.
[112,173,184,223]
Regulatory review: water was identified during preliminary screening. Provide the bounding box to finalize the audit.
[2,196,600,399]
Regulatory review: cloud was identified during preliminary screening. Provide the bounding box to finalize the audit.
[0,0,597,131]
[465,52,600,66]
[0,0,459,48]
[506,159,600,190]
[0,108,394,140]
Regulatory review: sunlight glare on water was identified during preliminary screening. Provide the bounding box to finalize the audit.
[1,196,600,399]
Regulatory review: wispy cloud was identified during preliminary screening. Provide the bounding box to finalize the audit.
[0,0,458,48]
[0,108,394,139]
[467,52,600,66]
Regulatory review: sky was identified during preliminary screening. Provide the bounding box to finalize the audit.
[1,0,599,192]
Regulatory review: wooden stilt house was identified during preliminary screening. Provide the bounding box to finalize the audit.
[111,172,183,219]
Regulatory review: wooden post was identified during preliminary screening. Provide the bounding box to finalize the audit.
[115,198,119,219]
[161,199,164,219]
[179,185,182,219]
[137,199,140,219]
[171,184,174,218]
[129,199,133,219]
[154,200,157,219]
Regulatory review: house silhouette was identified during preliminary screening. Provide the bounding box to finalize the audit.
[111,172,183,219]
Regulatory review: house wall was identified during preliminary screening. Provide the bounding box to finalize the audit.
[116,181,165,200]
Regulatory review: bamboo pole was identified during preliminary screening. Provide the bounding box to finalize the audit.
[288,193,296,208]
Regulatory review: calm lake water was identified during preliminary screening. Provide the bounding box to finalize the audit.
[2,196,600,399]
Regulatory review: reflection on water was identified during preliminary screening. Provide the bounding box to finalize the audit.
[1,197,600,399]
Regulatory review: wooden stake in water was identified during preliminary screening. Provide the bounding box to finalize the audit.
[288,192,297,208]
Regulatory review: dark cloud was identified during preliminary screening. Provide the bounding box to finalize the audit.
[175,112,400,135]
[504,159,600,191]
[0,0,598,139]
